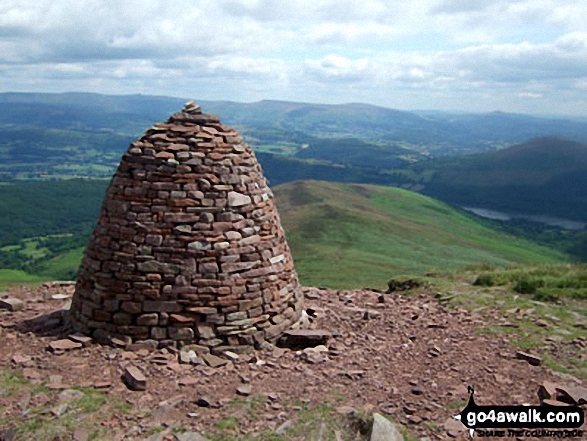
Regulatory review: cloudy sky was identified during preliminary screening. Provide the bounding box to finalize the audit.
[2,0,587,115]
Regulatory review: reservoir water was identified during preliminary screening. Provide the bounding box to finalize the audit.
[462,207,586,230]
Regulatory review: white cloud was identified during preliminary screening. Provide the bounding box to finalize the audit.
[517,92,542,99]
[0,0,587,114]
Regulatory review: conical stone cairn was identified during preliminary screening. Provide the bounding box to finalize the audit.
[69,102,303,350]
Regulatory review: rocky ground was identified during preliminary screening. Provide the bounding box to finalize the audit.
[0,282,585,441]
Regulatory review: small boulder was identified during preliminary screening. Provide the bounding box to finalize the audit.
[556,385,587,405]
[538,380,559,402]
[202,353,228,368]
[515,351,542,366]
[278,329,331,350]
[123,365,147,391]
[48,339,83,353]
[236,385,252,397]
[0,298,24,312]
[370,413,404,441]
[175,432,209,441]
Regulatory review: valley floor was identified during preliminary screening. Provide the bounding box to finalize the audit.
[0,280,585,441]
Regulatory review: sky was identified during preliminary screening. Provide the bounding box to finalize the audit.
[1,0,587,115]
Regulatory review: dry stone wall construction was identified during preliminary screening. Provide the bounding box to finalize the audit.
[68,102,303,351]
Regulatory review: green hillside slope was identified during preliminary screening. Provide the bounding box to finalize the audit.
[274,181,568,289]
[0,179,569,290]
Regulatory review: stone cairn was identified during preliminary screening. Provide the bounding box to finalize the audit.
[69,102,303,352]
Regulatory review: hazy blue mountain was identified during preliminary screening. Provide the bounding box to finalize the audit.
[415,137,587,221]
[2,92,587,156]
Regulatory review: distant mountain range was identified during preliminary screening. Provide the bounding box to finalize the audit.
[2,92,587,155]
[415,137,587,221]
[1,92,586,222]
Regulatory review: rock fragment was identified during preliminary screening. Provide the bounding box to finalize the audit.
[369,413,404,441]
[123,365,147,391]
[236,384,252,396]
[202,353,228,368]
[0,298,24,311]
[556,385,587,405]
[278,329,331,350]
[515,351,543,366]
[48,339,83,353]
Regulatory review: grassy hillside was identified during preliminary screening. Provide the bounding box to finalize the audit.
[0,179,570,290]
[0,180,107,246]
[417,137,587,221]
[274,181,568,289]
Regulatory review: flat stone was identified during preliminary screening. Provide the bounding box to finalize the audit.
[407,415,422,425]
[363,309,381,320]
[175,433,209,441]
[555,385,587,405]
[94,381,112,389]
[534,319,549,328]
[170,314,194,324]
[128,340,158,352]
[110,337,129,348]
[51,403,68,417]
[0,298,24,311]
[236,385,252,396]
[278,329,331,349]
[48,339,83,352]
[68,334,93,347]
[169,327,194,341]
[515,351,543,366]
[11,355,32,365]
[227,191,251,207]
[123,366,147,391]
[224,351,239,361]
[202,353,228,368]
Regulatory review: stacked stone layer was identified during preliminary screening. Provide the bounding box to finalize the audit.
[69,102,303,350]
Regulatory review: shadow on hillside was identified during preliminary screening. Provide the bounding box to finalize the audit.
[16,310,72,338]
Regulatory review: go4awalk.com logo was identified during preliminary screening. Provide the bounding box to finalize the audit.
[454,387,585,438]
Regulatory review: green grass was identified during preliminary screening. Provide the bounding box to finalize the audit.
[201,395,419,441]
[0,269,43,289]
[35,247,84,280]
[274,181,568,289]
[0,179,573,292]
[433,264,587,378]
[0,370,130,441]
[216,416,239,431]
[472,263,587,300]
[19,238,51,259]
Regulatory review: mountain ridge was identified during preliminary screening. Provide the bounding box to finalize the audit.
[417,136,587,221]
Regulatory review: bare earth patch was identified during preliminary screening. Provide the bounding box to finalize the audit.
[0,283,585,440]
